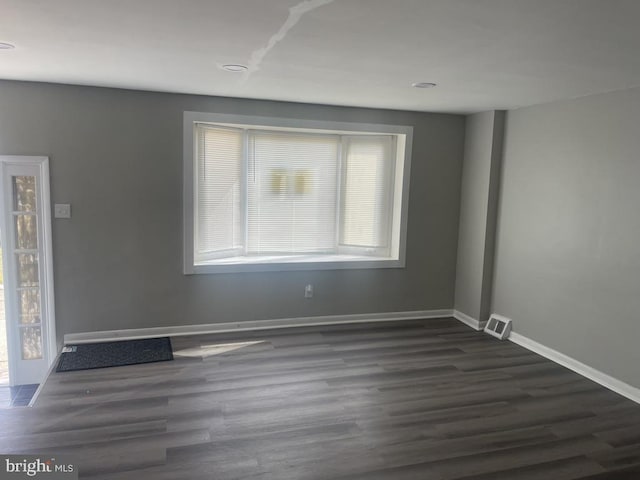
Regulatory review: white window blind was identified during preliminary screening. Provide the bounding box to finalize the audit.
[247,131,340,254]
[185,112,411,273]
[195,125,243,259]
[340,135,393,252]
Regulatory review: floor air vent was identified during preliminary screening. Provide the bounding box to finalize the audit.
[484,315,512,340]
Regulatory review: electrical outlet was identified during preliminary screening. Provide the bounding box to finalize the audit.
[54,203,72,218]
[304,284,313,298]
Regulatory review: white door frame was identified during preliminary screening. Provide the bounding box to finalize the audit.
[0,155,56,386]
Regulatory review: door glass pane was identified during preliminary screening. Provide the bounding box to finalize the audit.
[20,326,43,360]
[16,253,39,287]
[14,214,38,250]
[19,289,40,324]
[12,176,37,212]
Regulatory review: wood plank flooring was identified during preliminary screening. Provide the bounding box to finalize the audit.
[1,317,640,479]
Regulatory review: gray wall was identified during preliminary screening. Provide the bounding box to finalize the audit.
[493,86,640,387]
[0,80,465,342]
[454,111,503,323]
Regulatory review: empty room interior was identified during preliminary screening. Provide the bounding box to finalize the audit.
[1,0,640,478]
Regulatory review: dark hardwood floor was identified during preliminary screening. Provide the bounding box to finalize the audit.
[1,317,640,479]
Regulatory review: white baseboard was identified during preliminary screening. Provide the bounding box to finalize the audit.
[453,310,483,330]
[509,331,640,405]
[64,309,454,344]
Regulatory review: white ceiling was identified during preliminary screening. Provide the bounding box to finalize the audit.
[1,0,640,113]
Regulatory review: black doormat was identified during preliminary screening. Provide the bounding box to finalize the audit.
[56,337,173,372]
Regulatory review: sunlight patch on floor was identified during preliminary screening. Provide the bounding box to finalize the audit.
[173,341,265,358]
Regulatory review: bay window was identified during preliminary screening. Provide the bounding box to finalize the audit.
[183,112,412,274]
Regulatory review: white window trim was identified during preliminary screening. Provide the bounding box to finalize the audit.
[183,111,413,274]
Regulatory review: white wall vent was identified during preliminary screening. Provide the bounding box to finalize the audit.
[484,314,512,340]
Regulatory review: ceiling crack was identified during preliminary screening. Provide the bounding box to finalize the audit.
[242,0,336,82]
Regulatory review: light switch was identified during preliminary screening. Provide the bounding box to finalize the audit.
[54,203,71,219]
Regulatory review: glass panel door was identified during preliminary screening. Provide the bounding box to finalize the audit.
[0,157,55,386]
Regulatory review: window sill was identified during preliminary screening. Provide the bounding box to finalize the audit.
[187,254,404,274]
